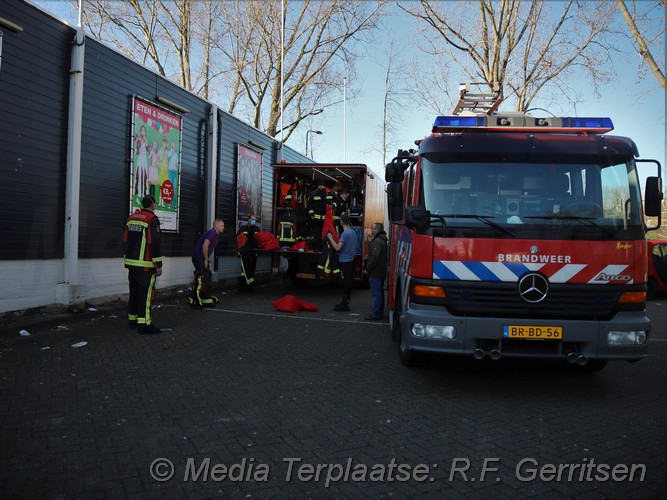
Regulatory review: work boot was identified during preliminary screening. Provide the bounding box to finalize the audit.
[333,302,350,312]
[187,297,203,309]
[201,298,216,308]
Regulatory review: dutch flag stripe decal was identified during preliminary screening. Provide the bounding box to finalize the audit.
[433,261,550,281]
[432,260,457,280]
[464,261,502,281]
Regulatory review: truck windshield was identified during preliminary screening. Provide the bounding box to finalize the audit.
[420,158,644,232]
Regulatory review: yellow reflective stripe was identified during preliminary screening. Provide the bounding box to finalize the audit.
[139,231,147,262]
[143,273,156,324]
[196,274,204,303]
[124,258,153,267]
[128,221,149,228]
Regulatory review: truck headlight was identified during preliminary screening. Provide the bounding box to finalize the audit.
[411,323,456,340]
[607,331,647,345]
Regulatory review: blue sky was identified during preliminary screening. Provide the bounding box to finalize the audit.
[309,8,665,182]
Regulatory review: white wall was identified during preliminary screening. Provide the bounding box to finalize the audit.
[0,254,272,314]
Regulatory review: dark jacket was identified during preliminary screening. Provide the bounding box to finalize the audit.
[307,187,335,221]
[123,209,162,272]
[364,231,388,278]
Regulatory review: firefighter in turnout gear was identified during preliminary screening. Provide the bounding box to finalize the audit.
[236,214,260,292]
[123,195,163,334]
[188,218,225,308]
[307,180,335,250]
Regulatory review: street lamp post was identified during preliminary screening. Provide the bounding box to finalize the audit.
[343,76,347,163]
[306,130,322,158]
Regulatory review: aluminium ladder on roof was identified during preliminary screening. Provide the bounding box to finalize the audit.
[451,82,504,116]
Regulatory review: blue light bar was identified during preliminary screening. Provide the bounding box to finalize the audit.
[564,117,614,130]
[432,115,485,131]
[431,114,614,134]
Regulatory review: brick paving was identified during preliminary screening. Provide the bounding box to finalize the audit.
[1,280,665,499]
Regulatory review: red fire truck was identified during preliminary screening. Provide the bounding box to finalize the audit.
[385,84,663,372]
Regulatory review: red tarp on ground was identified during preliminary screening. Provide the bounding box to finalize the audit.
[271,295,319,313]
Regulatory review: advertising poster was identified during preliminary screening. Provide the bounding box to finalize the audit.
[129,96,182,232]
[236,144,262,229]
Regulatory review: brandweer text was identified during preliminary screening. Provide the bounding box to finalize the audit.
[498,254,572,264]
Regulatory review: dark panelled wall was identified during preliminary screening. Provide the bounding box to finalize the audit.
[0,1,72,259]
[79,39,209,259]
[1,1,310,265]
[217,112,274,256]
[218,112,254,256]
[281,142,310,164]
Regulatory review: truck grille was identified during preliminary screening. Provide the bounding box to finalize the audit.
[442,282,624,320]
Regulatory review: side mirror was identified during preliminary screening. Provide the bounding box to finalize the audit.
[385,163,402,183]
[404,206,431,229]
[384,150,413,182]
[387,183,403,222]
[645,176,663,217]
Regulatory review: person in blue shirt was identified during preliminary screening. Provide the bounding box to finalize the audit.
[326,213,357,312]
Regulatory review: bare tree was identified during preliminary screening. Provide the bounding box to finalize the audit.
[400,0,618,112]
[365,38,410,166]
[615,0,666,90]
[212,0,386,141]
[79,0,224,93]
[77,0,385,142]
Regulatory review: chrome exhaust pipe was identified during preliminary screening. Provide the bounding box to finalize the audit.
[576,354,589,366]
[473,348,486,360]
[489,349,502,361]
[566,352,579,364]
